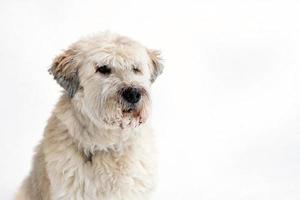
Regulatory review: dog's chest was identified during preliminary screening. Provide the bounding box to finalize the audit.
[47,144,155,200]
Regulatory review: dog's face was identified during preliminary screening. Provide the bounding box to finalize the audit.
[49,33,163,130]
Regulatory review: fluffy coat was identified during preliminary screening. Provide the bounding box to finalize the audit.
[15,32,163,200]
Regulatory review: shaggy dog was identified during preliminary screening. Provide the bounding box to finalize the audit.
[15,32,163,200]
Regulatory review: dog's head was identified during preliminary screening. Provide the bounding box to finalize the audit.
[49,33,163,130]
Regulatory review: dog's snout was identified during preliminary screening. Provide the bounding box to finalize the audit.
[122,88,141,104]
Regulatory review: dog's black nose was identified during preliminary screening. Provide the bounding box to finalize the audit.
[122,88,141,104]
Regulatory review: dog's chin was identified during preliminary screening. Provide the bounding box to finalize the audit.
[101,109,147,130]
[120,109,144,129]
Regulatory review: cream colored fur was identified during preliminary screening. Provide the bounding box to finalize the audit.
[15,32,163,200]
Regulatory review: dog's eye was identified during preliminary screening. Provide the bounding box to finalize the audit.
[96,65,111,75]
[133,67,141,74]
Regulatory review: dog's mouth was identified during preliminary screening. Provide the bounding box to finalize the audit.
[122,107,134,113]
[102,106,144,129]
[122,107,141,118]
[101,93,149,129]
[119,105,146,129]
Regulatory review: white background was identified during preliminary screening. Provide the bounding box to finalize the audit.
[1,0,300,199]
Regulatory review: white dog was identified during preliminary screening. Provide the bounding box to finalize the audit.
[15,32,163,200]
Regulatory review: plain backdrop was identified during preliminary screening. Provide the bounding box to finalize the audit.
[1,0,300,199]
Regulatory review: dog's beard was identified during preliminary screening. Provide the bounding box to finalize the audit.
[101,95,150,130]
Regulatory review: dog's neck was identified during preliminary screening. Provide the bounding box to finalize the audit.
[53,94,143,155]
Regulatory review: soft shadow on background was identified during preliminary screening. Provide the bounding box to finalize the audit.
[1,0,300,199]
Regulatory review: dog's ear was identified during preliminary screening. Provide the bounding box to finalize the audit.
[49,48,80,97]
[147,49,164,83]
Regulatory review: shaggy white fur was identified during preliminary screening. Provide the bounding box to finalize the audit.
[15,32,163,200]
